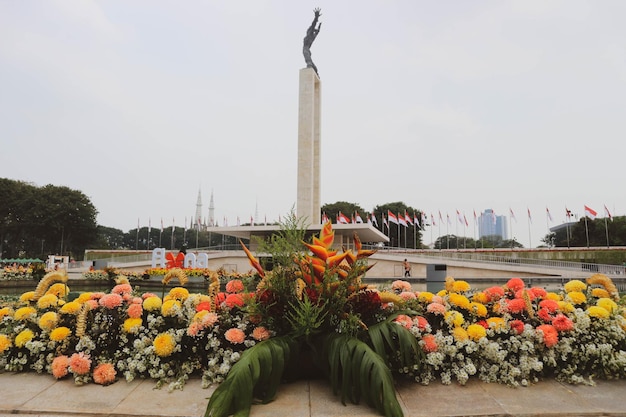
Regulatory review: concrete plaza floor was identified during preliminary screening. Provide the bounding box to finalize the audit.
[0,372,626,417]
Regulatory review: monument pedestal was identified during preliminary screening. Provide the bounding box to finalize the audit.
[296,67,321,225]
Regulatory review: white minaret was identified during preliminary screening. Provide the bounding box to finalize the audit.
[208,190,215,227]
[194,189,202,230]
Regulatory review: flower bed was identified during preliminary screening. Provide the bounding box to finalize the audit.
[0,220,624,417]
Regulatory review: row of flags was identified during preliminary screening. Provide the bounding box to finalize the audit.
[321,205,615,229]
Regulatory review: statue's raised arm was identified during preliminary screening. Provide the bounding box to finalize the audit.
[303,8,322,75]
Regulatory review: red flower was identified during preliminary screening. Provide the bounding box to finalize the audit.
[484,286,505,302]
[506,298,527,314]
[539,299,559,312]
[224,293,244,308]
[477,320,489,329]
[196,301,212,312]
[552,314,574,332]
[506,278,525,292]
[509,319,524,334]
[537,324,559,347]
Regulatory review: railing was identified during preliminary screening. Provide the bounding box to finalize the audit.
[370,247,626,276]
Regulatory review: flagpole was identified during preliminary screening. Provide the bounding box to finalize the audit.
[527,212,532,250]
[584,216,590,248]
[136,218,139,250]
[604,216,609,248]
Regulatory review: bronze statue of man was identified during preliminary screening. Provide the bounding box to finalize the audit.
[303,8,322,75]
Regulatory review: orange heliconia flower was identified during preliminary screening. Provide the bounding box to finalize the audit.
[240,240,265,278]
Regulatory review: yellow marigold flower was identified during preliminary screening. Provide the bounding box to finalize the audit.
[444,310,465,327]
[452,280,471,293]
[564,279,587,293]
[591,288,610,299]
[14,306,37,321]
[15,329,34,347]
[566,291,586,305]
[192,310,209,323]
[161,299,181,317]
[153,333,176,357]
[444,276,455,292]
[378,291,404,305]
[19,291,35,303]
[437,290,448,297]
[452,326,468,342]
[469,302,488,317]
[587,274,619,301]
[448,293,470,310]
[50,326,71,342]
[467,324,487,341]
[47,283,69,297]
[60,301,82,315]
[557,301,575,313]
[37,294,59,309]
[0,334,12,352]
[487,317,506,331]
[545,292,561,301]
[587,306,610,319]
[143,296,162,312]
[168,287,189,301]
[0,307,13,319]
[38,311,58,331]
[596,298,618,314]
[472,292,489,304]
[123,318,142,334]
[418,291,434,303]
[76,293,93,303]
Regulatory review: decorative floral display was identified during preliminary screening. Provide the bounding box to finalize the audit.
[0,220,624,417]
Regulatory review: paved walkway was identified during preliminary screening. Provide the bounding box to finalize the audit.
[0,372,625,417]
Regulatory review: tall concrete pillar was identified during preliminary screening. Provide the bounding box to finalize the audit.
[297,67,321,225]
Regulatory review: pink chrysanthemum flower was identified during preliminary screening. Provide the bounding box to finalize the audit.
[86,300,99,310]
[224,328,246,344]
[224,294,244,308]
[394,314,413,329]
[426,303,446,315]
[391,280,412,293]
[69,352,92,375]
[127,303,143,319]
[93,363,116,385]
[187,322,202,337]
[51,355,70,379]
[142,292,158,299]
[414,316,429,331]
[99,293,123,309]
[112,284,132,295]
[399,291,416,301]
[90,292,105,300]
[201,312,219,327]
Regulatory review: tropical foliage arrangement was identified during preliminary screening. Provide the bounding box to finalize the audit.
[0,218,624,417]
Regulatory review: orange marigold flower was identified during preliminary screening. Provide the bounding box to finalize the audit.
[93,363,116,385]
[224,293,245,308]
[252,326,270,341]
[551,314,574,332]
[506,278,525,292]
[225,328,246,344]
[394,314,413,330]
[51,355,70,379]
[537,324,558,348]
[225,279,245,294]
[509,319,525,334]
[422,334,438,352]
[69,352,92,375]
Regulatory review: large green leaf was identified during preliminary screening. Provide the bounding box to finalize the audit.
[368,317,423,371]
[321,333,404,417]
[204,336,298,417]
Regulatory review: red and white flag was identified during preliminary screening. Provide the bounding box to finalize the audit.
[321,212,329,224]
[355,211,364,223]
[430,213,436,227]
[509,208,516,222]
[161,218,164,232]
[388,210,398,225]
[404,211,412,225]
[398,213,407,227]
[546,207,553,222]
[371,212,378,227]
[456,209,464,224]
[604,205,613,221]
[463,214,469,227]
[527,208,532,224]
[383,214,388,227]
[491,210,496,225]
[447,213,452,225]
[337,211,350,224]
[584,205,597,220]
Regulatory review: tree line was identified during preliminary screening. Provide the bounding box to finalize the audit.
[2,178,625,260]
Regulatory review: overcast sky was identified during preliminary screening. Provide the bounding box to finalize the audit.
[1,0,625,248]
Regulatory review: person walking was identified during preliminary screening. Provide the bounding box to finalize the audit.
[403,259,411,277]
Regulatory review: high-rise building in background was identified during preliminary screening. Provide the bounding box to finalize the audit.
[478,209,509,240]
